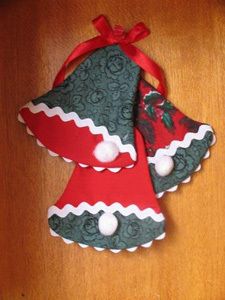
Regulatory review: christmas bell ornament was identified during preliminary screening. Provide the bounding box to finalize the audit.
[19,44,140,170]
[135,79,215,198]
[18,15,215,252]
[48,130,165,252]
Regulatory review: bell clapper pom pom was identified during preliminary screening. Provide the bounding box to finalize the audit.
[94,141,119,163]
[155,155,174,177]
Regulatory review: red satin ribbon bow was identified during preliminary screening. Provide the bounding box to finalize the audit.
[53,15,166,96]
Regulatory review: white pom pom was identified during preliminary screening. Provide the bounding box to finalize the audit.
[93,141,119,163]
[98,213,118,236]
[155,155,174,177]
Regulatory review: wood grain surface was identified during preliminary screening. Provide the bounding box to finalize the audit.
[0,1,225,299]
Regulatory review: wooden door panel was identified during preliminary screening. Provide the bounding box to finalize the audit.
[0,1,224,299]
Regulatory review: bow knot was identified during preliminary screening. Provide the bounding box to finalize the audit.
[110,25,126,43]
[93,15,150,45]
[53,15,166,96]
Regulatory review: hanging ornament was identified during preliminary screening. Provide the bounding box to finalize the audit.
[18,15,215,252]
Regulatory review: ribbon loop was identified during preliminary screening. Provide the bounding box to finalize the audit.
[53,15,166,96]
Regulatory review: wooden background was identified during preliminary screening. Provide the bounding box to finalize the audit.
[0,1,225,299]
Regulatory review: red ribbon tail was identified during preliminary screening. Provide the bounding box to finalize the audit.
[92,15,112,37]
[120,43,166,96]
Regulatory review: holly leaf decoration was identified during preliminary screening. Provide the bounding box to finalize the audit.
[144,92,163,105]
[162,112,174,129]
[161,101,174,111]
[146,105,156,120]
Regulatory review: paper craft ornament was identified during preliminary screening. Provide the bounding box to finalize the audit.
[18,15,215,252]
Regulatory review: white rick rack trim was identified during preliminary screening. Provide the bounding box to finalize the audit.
[18,113,133,173]
[47,201,165,222]
[147,124,214,164]
[22,102,137,161]
[156,134,216,198]
[144,90,161,99]
[49,228,166,253]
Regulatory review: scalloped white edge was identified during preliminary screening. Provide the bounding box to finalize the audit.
[49,228,165,253]
[18,114,134,173]
[21,102,136,161]
[156,136,216,198]
[48,201,164,222]
[147,124,214,164]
